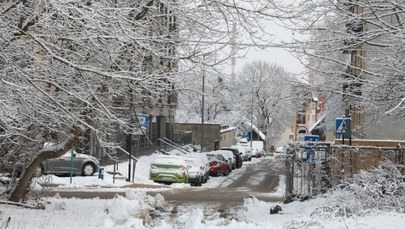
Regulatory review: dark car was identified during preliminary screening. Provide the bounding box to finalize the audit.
[221,147,243,168]
[205,153,230,176]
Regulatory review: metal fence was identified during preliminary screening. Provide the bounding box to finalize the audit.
[285,142,405,201]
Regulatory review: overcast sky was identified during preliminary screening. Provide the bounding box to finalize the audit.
[230,20,306,78]
[237,46,304,74]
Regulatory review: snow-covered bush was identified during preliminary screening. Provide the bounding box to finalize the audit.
[284,162,405,228]
[343,162,405,211]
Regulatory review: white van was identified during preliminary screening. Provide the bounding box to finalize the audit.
[235,139,252,161]
[251,140,265,158]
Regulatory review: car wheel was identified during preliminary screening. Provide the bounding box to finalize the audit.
[82,163,95,176]
[224,168,230,176]
[196,176,202,186]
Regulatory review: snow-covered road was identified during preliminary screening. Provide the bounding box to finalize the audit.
[146,156,284,225]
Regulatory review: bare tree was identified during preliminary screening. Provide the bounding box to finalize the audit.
[175,60,233,124]
[239,61,295,144]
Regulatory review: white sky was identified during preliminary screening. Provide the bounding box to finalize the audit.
[230,20,306,77]
[1,153,403,228]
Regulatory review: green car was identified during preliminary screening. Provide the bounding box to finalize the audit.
[149,155,189,184]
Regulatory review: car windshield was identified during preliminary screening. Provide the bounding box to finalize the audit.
[215,154,225,160]
[206,154,217,161]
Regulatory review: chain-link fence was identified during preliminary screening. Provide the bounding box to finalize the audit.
[285,142,405,201]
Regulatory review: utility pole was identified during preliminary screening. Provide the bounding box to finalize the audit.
[250,79,254,148]
[200,55,205,152]
[231,23,237,80]
[126,133,132,182]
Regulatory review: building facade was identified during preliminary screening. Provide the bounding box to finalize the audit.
[84,2,179,159]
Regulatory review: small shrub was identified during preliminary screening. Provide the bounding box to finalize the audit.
[343,162,405,211]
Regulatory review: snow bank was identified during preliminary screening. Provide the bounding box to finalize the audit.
[103,190,165,228]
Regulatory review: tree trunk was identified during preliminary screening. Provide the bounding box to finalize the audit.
[8,127,80,202]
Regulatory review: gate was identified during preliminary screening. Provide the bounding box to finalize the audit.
[285,142,405,200]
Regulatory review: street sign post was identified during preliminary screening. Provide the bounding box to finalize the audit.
[304,135,319,163]
[335,117,352,145]
[304,135,319,196]
[296,125,308,141]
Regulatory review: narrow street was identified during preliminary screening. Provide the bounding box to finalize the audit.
[156,157,284,203]
[148,157,285,223]
[148,157,284,225]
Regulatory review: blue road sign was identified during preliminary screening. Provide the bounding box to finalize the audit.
[304,135,319,164]
[242,131,250,139]
[138,114,149,129]
[304,135,320,142]
[335,118,351,137]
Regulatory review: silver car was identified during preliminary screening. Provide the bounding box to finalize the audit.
[41,150,100,176]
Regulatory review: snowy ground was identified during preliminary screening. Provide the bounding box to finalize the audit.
[1,154,404,229]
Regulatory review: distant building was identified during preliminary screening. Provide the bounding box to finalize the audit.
[340,2,405,140]
[290,83,325,141]
[220,126,237,148]
[173,123,221,152]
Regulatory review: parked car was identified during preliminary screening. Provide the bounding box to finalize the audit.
[205,153,230,176]
[275,146,287,159]
[251,140,265,158]
[182,155,209,186]
[235,139,252,161]
[214,150,236,170]
[209,150,234,171]
[149,155,189,184]
[220,147,243,168]
[184,153,210,183]
[41,150,100,176]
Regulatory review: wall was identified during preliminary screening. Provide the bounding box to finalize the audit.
[220,128,237,148]
[173,123,221,152]
[363,116,405,142]
[335,138,405,147]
